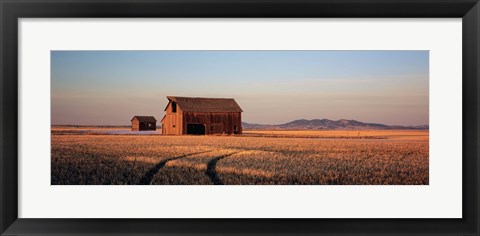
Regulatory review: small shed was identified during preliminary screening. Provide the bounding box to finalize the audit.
[131,116,157,131]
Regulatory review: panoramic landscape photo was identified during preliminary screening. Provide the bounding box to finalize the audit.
[51,50,429,185]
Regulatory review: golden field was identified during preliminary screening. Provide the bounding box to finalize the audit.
[51,129,429,185]
[244,130,428,140]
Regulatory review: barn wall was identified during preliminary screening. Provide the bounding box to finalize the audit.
[140,122,156,131]
[162,101,183,135]
[183,112,242,135]
[133,120,157,131]
[131,120,140,131]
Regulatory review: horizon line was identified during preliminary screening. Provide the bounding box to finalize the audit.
[51,117,429,128]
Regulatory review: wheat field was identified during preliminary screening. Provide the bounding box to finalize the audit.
[51,128,428,185]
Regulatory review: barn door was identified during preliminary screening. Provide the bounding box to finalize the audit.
[187,124,205,135]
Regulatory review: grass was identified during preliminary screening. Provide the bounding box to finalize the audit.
[51,129,429,185]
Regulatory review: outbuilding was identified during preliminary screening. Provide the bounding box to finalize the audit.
[131,116,157,131]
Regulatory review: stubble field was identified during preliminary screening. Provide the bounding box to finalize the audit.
[51,128,429,185]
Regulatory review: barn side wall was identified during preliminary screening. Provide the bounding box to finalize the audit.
[133,120,157,131]
[182,112,242,135]
[140,122,156,131]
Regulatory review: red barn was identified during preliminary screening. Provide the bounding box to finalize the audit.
[161,96,243,135]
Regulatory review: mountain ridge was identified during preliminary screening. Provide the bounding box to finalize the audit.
[242,119,428,130]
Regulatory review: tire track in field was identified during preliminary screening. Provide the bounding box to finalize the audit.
[138,150,213,185]
[205,151,242,185]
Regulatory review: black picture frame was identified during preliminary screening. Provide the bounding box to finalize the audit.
[1,0,479,235]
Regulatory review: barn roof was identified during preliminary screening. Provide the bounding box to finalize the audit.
[131,116,157,122]
[166,96,243,112]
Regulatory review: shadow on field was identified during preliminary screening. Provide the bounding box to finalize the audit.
[138,151,212,185]
[205,152,241,185]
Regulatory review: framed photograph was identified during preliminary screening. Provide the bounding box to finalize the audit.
[1,0,479,235]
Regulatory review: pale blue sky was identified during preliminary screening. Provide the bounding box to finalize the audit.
[51,50,428,126]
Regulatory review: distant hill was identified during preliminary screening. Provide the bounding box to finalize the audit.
[242,119,429,130]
